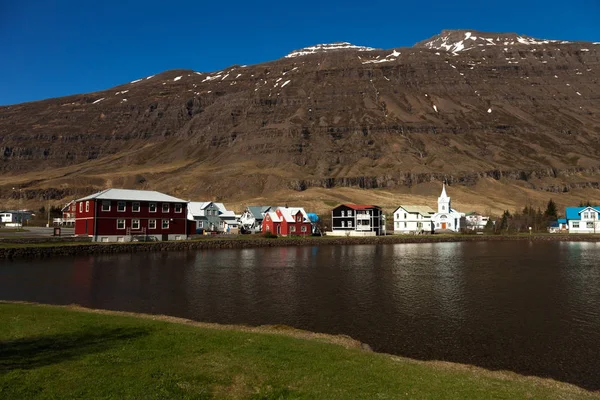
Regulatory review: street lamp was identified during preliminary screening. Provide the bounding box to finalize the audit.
[529,226,532,237]
[12,187,22,230]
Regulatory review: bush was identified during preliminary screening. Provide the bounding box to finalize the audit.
[262,231,278,239]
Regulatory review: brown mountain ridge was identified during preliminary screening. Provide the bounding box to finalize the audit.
[1,30,600,214]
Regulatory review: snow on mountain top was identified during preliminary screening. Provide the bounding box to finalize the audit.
[285,42,377,58]
[415,30,572,54]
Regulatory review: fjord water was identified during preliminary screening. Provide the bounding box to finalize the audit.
[1,241,600,389]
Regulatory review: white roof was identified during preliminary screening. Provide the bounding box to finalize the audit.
[394,205,436,215]
[276,207,309,223]
[266,211,282,222]
[187,202,211,218]
[77,189,187,203]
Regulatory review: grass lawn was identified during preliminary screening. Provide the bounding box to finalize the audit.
[1,303,598,399]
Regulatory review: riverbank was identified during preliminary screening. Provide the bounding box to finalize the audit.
[1,302,597,399]
[1,233,600,259]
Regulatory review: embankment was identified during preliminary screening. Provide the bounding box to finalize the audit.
[0,234,599,259]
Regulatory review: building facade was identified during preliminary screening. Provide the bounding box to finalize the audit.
[240,206,274,233]
[330,204,383,236]
[393,205,435,234]
[431,184,466,233]
[188,202,236,233]
[263,207,312,236]
[74,189,189,242]
[566,206,600,233]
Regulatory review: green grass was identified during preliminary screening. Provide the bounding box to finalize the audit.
[1,303,597,399]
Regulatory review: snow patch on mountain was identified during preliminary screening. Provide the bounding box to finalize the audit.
[416,30,572,54]
[286,42,377,58]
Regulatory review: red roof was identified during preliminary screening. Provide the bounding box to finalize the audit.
[341,204,379,210]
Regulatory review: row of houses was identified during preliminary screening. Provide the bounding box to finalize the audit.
[62,186,598,242]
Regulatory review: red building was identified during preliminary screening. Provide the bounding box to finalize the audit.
[263,207,312,236]
[74,189,189,242]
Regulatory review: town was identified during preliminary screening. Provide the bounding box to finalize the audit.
[2,183,596,241]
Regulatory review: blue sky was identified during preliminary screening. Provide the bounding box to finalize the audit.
[1,0,599,105]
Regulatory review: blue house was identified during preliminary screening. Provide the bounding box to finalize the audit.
[565,206,600,233]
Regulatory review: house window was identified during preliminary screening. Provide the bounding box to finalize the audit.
[297,215,301,222]
[265,225,270,231]
[102,201,110,211]
[198,221,203,228]
[117,201,126,212]
[341,210,345,217]
[132,219,140,230]
[117,219,125,230]
[162,203,169,213]
[85,201,89,212]
[404,222,407,228]
[348,210,353,216]
[587,222,593,228]
[348,221,353,228]
[175,204,182,213]
[573,222,580,228]
[442,206,445,211]
[341,221,345,227]
[132,202,140,212]
[79,202,83,213]
[404,213,407,219]
[290,226,296,232]
[148,219,156,229]
[301,226,307,232]
[149,203,157,213]
[162,219,169,229]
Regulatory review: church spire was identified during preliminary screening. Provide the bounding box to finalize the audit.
[438,181,451,213]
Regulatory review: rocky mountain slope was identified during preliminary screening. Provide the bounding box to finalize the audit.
[1,30,599,213]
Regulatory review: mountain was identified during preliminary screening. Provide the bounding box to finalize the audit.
[1,30,599,214]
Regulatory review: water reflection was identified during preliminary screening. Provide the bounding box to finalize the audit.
[1,241,600,390]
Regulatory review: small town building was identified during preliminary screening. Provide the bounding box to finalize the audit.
[393,205,435,234]
[188,202,237,233]
[464,212,490,231]
[329,204,384,236]
[240,206,275,233]
[54,200,76,226]
[74,188,189,242]
[566,206,600,233]
[0,210,33,226]
[431,184,466,233]
[262,207,312,236]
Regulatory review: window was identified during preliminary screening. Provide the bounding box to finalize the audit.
[85,201,89,212]
[198,221,203,228]
[348,210,353,216]
[341,221,345,227]
[341,210,345,217]
[174,204,182,213]
[396,213,399,219]
[117,201,126,212]
[149,203,157,213]
[348,221,353,228]
[290,226,296,232]
[117,219,125,230]
[148,219,156,229]
[404,213,407,219]
[301,226,307,232]
[162,219,169,229]
[442,206,445,211]
[587,222,593,228]
[162,203,169,213]
[583,212,588,219]
[102,201,110,212]
[404,222,407,228]
[573,222,580,228]
[297,215,301,222]
[132,202,140,212]
[132,219,140,230]
[79,202,83,213]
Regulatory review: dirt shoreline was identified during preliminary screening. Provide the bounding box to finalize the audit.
[1,233,600,259]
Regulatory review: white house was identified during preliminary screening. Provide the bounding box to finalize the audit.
[393,205,436,234]
[464,212,490,230]
[240,206,275,233]
[431,183,466,233]
[566,206,600,233]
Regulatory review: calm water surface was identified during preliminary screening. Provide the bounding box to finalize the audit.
[1,241,600,389]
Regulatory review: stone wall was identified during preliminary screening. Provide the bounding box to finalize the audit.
[1,234,599,260]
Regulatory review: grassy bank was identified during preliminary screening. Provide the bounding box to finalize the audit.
[1,303,598,399]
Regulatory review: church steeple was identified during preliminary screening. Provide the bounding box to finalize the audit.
[438,182,451,213]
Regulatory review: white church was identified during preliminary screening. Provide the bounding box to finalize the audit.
[432,183,466,232]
